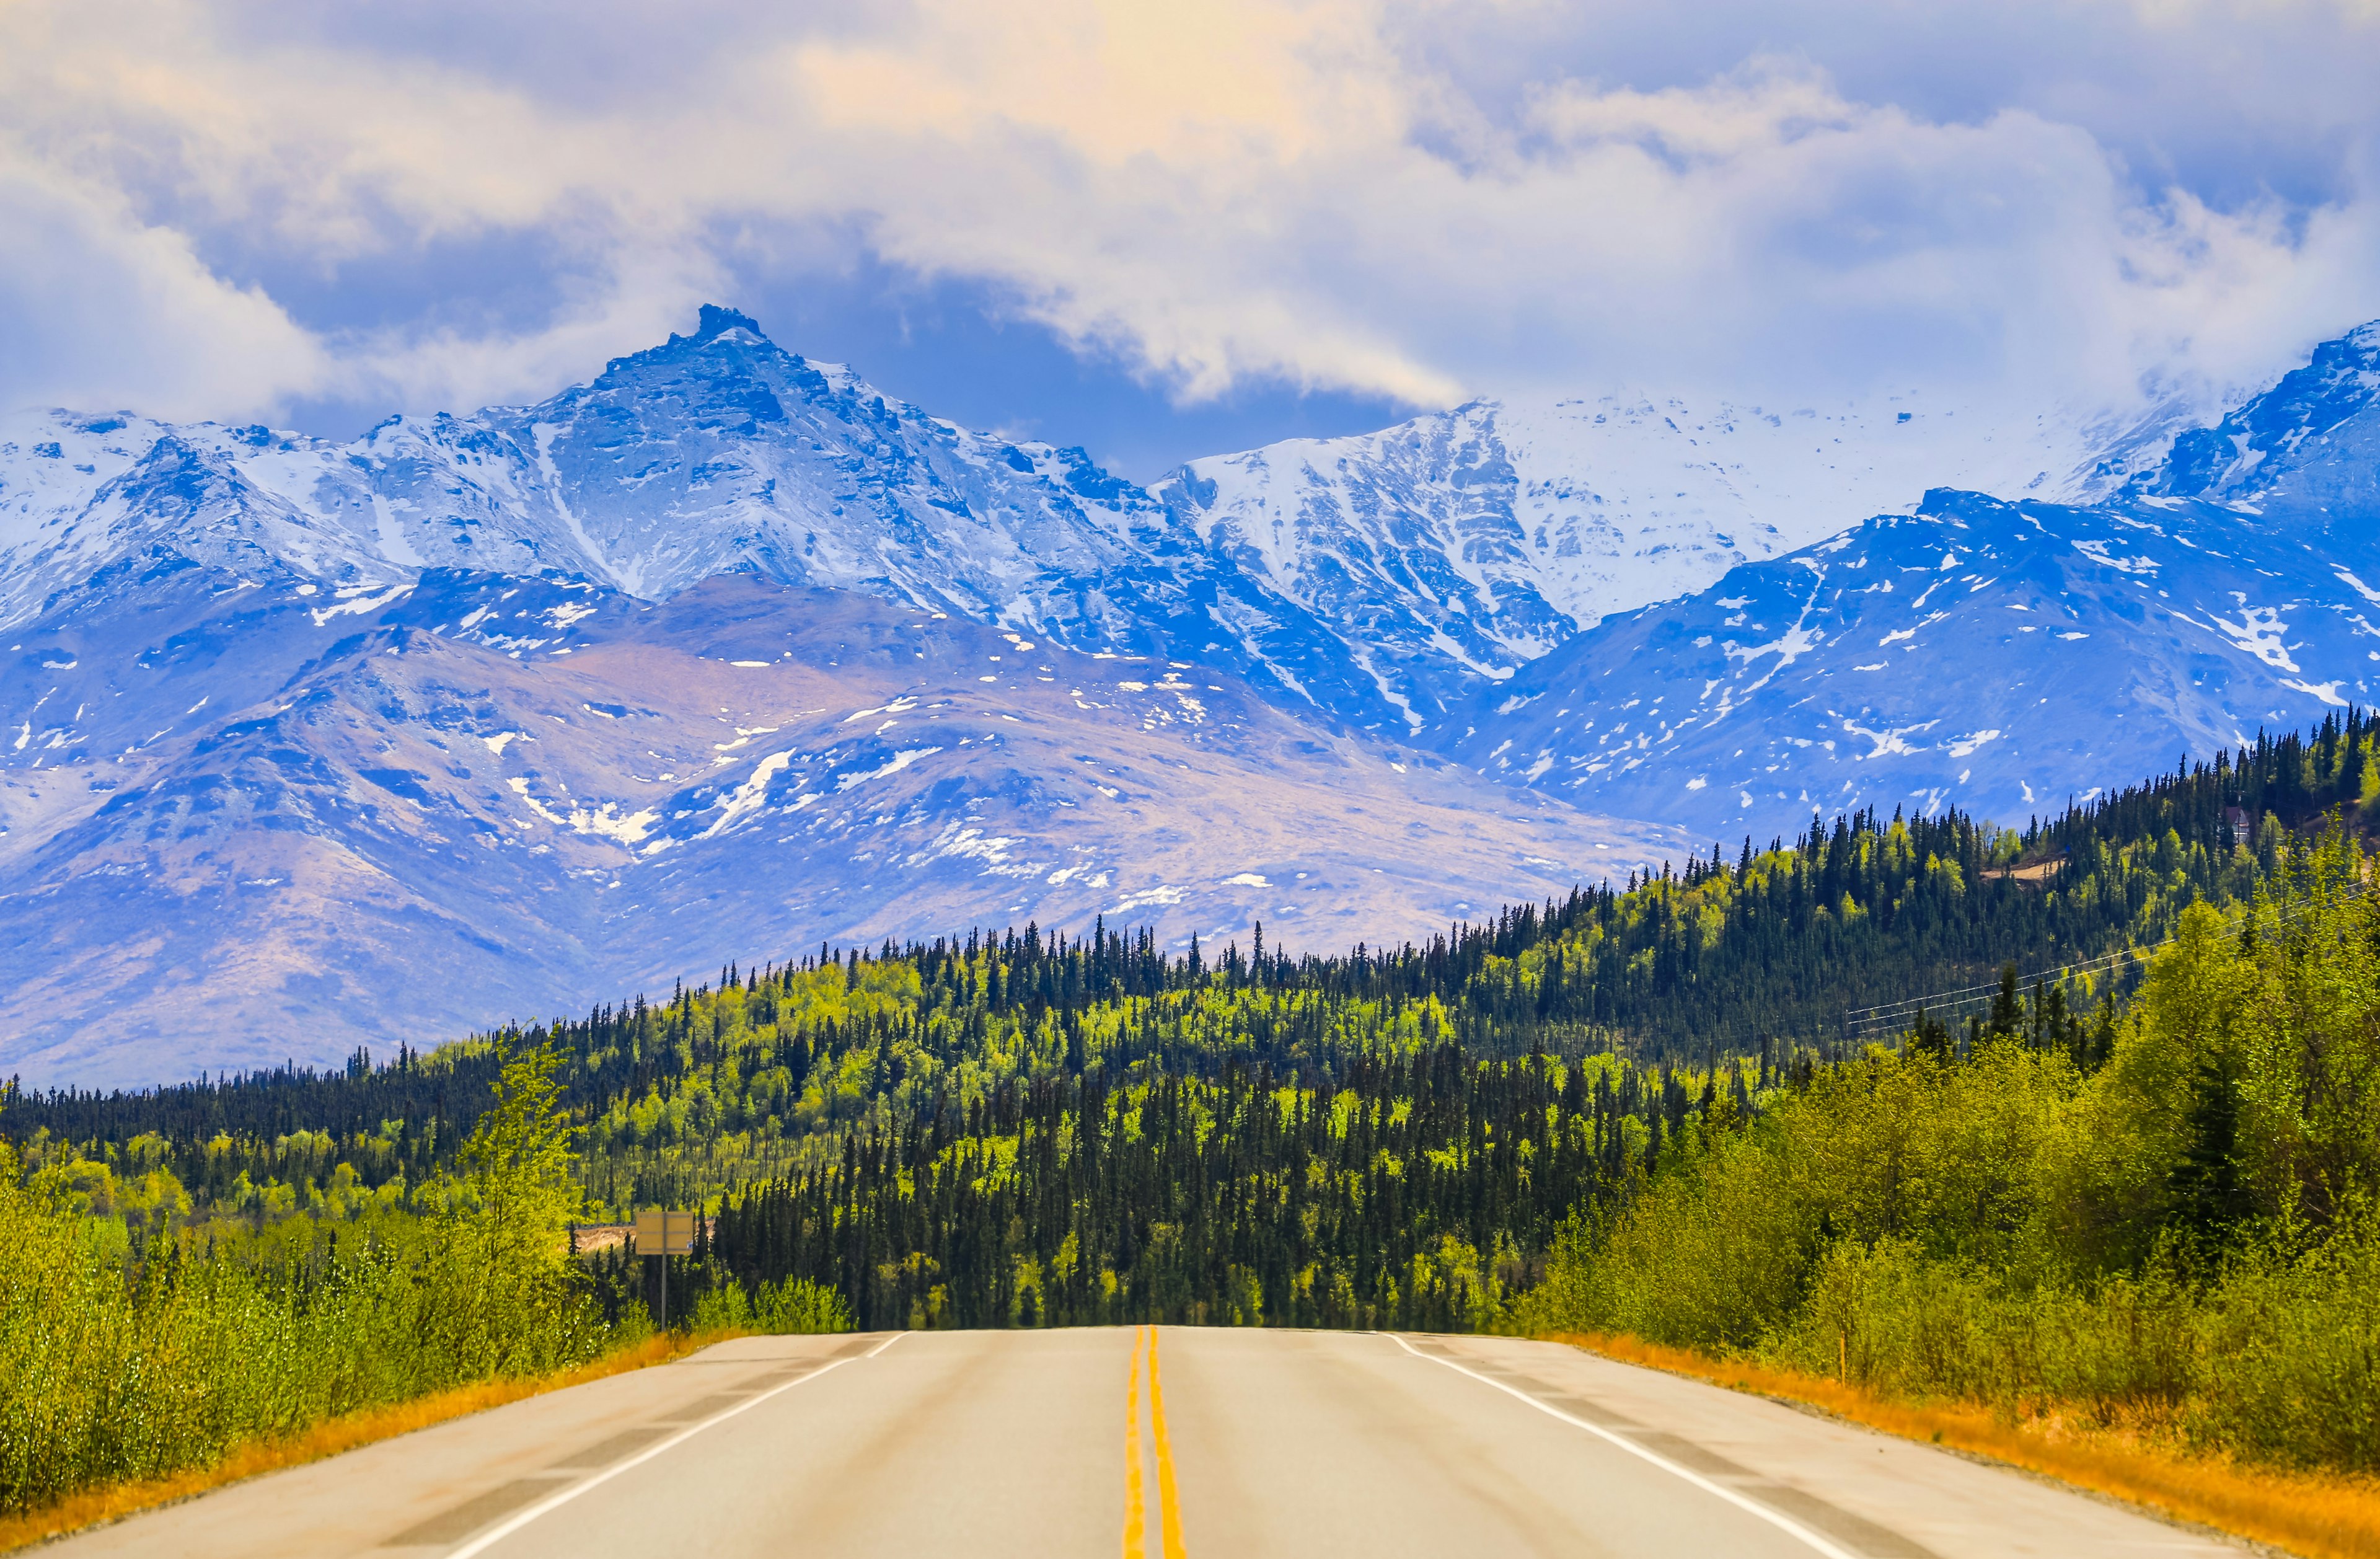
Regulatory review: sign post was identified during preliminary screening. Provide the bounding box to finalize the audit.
[633,1208,697,1329]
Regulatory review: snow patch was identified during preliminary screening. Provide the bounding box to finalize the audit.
[309,583,411,625]
[2071,539,2157,576]
[1841,717,1940,760]
[2194,597,2299,672]
[699,750,795,839]
[368,495,426,569]
[1946,728,2003,758]
[912,824,1040,878]
[2283,678,2348,707]
[835,746,943,791]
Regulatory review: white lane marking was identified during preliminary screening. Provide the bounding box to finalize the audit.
[447,1333,906,1558]
[1390,1335,1861,1559]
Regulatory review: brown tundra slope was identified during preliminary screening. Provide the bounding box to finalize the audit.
[0,568,1684,1086]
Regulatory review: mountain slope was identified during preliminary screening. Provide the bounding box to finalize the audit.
[1150,384,2193,730]
[0,560,1684,1085]
[2136,320,2380,527]
[6,307,2205,737]
[1447,324,2380,837]
[1,309,1410,727]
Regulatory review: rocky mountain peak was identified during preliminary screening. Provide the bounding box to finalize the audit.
[690,303,768,343]
[2140,317,2380,509]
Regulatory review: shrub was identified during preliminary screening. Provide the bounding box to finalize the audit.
[0,1038,624,1514]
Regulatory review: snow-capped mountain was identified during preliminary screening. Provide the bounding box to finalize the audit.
[6,302,2376,1084]
[2133,320,2380,527]
[0,307,1163,610]
[1151,384,2188,728]
[4,306,2197,738]
[0,552,1685,1085]
[1450,324,2380,838]
[0,307,1405,727]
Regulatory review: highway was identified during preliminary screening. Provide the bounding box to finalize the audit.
[54,1328,2244,1558]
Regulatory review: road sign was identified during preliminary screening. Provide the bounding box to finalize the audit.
[635,1208,699,1332]
[634,1208,697,1255]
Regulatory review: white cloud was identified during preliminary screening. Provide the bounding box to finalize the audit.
[0,154,325,419]
[0,0,2375,430]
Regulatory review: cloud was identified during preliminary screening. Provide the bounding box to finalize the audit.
[1,0,2375,434]
[0,153,325,420]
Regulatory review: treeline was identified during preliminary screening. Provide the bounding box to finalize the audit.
[6,714,2373,1328]
[1527,826,2380,1471]
[0,1043,619,1514]
[699,1046,1768,1334]
[2054,707,2380,861]
[25,709,2358,1168]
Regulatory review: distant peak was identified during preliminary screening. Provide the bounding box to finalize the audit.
[692,304,767,343]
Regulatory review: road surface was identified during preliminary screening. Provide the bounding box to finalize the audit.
[53,1328,2244,1558]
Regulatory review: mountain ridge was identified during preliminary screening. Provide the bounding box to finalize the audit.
[1446,319,2380,837]
[0,553,1685,1085]
[6,304,2223,733]
[8,306,2380,1084]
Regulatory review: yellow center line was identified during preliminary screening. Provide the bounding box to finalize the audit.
[1124,1327,1146,1559]
[1149,1327,1188,1559]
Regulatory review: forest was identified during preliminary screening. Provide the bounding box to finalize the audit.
[5,710,2380,1514]
[1522,832,2380,1472]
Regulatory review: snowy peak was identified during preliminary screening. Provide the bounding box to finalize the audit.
[685,303,767,344]
[0,410,192,551]
[11,307,2380,750]
[0,310,1421,727]
[1432,319,2380,838]
[1153,381,2152,727]
[1451,464,2380,838]
[507,307,1167,604]
[3,308,1186,621]
[1,310,1183,624]
[2139,319,2380,516]
[0,421,412,622]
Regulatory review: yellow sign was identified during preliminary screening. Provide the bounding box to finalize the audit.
[633,1208,697,1255]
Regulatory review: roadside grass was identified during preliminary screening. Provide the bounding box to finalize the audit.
[0,1330,733,1555]
[1546,1330,2380,1559]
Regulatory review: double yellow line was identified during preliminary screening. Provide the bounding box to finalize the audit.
[1122,1325,1187,1559]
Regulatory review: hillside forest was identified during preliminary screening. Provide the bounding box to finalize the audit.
[5,713,2380,1514]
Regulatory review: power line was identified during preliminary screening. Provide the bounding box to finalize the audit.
[1842,878,2368,1042]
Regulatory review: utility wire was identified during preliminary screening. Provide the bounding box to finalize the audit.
[1841,876,2368,1041]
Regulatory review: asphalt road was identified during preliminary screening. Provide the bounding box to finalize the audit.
[54,1329,2246,1558]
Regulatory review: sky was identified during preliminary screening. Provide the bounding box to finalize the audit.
[2,0,2378,480]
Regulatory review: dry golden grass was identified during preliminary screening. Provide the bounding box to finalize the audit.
[1545,1330,2380,1559]
[0,1330,730,1554]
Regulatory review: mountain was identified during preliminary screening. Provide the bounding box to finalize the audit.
[1449,324,2380,838]
[0,307,1409,727]
[2134,320,2380,523]
[6,308,2184,737]
[1149,384,2190,730]
[7,304,2374,1084]
[0,554,1683,1085]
